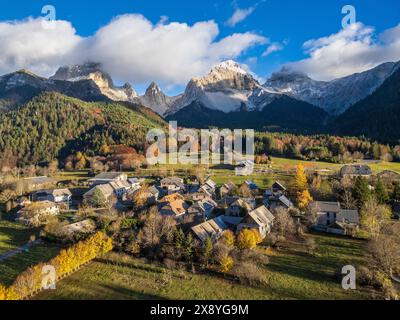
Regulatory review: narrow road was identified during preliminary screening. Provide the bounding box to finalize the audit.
[0,240,42,262]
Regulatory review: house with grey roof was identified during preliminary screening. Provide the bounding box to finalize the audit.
[188,198,218,220]
[219,182,236,198]
[237,205,275,238]
[340,165,372,178]
[191,216,228,243]
[160,177,185,194]
[312,201,360,236]
[83,183,115,205]
[24,176,56,190]
[88,172,128,186]
[35,188,72,203]
[266,195,294,212]
[225,198,253,217]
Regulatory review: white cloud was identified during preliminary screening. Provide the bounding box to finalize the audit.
[262,42,284,57]
[226,0,266,27]
[287,22,400,80]
[226,7,256,27]
[0,18,81,76]
[0,14,267,88]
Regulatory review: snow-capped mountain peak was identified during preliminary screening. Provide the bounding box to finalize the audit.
[165,60,277,115]
[51,62,137,102]
[264,62,398,115]
[211,60,249,75]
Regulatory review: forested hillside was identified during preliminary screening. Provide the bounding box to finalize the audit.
[0,92,165,167]
[332,67,400,143]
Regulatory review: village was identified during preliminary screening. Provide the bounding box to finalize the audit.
[1,157,399,300]
[5,163,378,242]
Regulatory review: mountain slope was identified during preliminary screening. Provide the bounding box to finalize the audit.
[331,67,400,143]
[264,62,399,115]
[166,60,278,115]
[0,92,166,166]
[51,62,138,102]
[135,82,179,116]
[167,95,328,133]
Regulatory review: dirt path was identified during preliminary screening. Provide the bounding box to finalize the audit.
[0,240,42,262]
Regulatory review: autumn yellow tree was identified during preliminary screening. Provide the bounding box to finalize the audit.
[237,229,258,250]
[294,164,313,210]
[297,190,313,211]
[218,255,234,273]
[0,285,19,300]
[221,230,235,247]
[294,164,308,191]
[7,232,112,300]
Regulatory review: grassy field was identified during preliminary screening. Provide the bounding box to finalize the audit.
[0,220,61,286]
[35,233,373,300]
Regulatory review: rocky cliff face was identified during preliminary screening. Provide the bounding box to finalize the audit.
[264,62,399,115]
[50,62,138,102]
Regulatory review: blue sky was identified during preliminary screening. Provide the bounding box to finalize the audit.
[1,0,400,94]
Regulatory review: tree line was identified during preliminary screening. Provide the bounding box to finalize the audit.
[0,232,112,300]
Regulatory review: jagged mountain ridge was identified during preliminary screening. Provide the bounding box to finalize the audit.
[166,60,280,115]
[50,62,138,102]
[264,62,400,115]
[331,65,400,143]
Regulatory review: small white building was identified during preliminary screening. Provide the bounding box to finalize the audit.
[17,201,60,227]
[88,172,128,186]
[36,189,72,203]
[235,160,254,176]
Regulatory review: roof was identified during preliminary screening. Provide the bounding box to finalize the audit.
[340,165,372,176]
[220,196,239,207]
[160,177,184,185]
[278,195,294,208]
[160,199,188,217]
[23,176,56,185]
[244,180,258,190]
[237,160,254,167]
[84,184,114,198]
[377,170,400,179]
[247,206,275,227]
[203,179,217,190]
[62,219,96,234]
[221,182,236,191]
[148,186,160,195]
[337,209,360,225]
[191,216,228,242]
[50,189,72,197]
[191,199,217,212]
[272,181,287,191]
[20,201,57,213]
[128,178,141,184]
[160,193,184,203]
[89,172,125,181]
[230,198,252,211]
[313,201,341,213]
[109,180,131,190]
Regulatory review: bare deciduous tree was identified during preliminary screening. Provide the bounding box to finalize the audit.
[273,207,296,238]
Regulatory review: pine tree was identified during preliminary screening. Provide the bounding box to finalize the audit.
[352,176,371,208]
[202,237,213,268]
[173,228,185,249]
[392,182,400,201]
[375,179,389,204]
